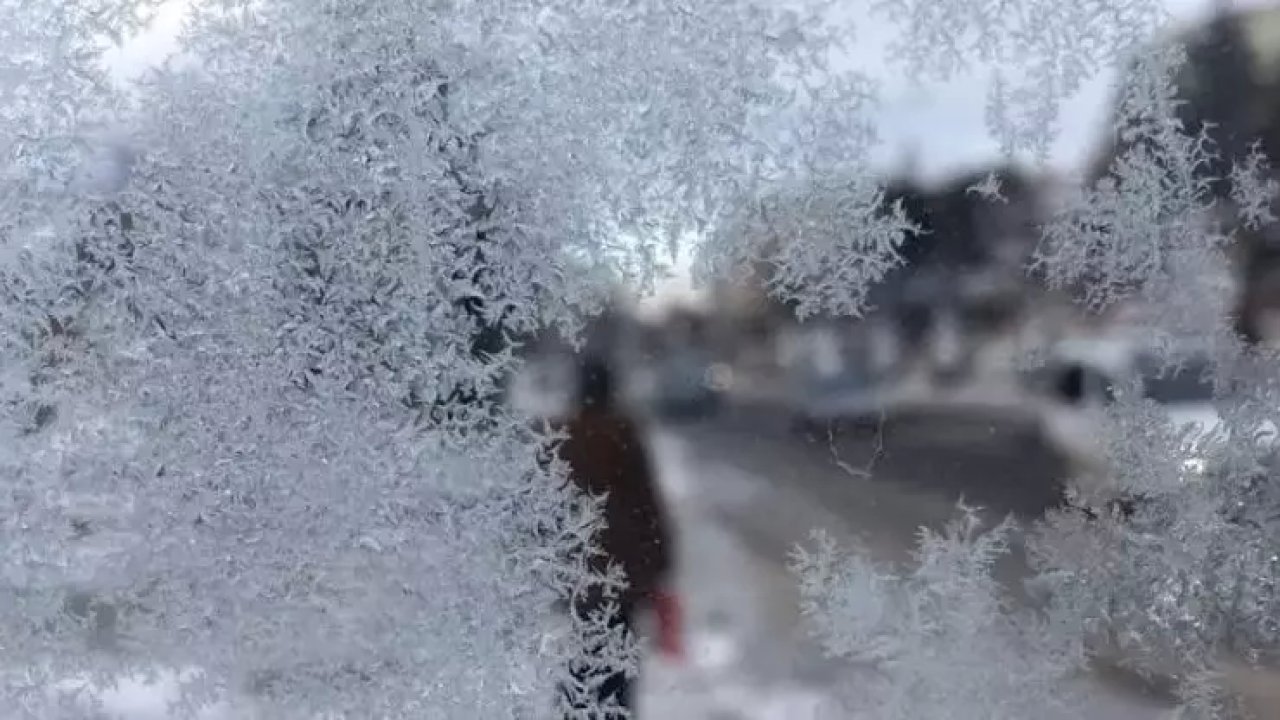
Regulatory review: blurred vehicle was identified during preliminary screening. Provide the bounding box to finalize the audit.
[647,347,723,422]
[1026,334,1278,501]
[785,324,886,431]
[1024,336,1132,483]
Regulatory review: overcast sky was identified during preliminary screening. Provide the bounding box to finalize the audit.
[101,0,1236,308]
[852,0,1230,180]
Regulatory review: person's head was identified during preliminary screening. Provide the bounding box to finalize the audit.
[577,355,613,411]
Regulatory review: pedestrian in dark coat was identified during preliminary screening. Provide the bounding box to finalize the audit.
[553,354,675,718]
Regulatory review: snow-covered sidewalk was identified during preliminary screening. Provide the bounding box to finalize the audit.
[634,431,839,719]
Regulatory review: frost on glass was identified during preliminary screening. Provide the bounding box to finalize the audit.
[1028,381,1280,716]
[701,174,916,322]
[1230,141,1280,233]
[753,4,1280,716]
[0,0,881,716]
[790,505,1087,719]
[1034,39,1238,335]
[1026,22,1280,717]
[696,75,918,321]
[872,0,1165,160]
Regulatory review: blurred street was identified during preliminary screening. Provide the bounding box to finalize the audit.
[501,147,1272,715]
[635,401,1177,719]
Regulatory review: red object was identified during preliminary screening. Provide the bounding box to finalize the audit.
[652,587,684,661]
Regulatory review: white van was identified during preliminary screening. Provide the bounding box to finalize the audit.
[1028,335,1275,501]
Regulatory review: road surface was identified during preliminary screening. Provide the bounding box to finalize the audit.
[638,402,1177,719]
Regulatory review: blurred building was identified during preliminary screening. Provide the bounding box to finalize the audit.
[706,162,1089,399]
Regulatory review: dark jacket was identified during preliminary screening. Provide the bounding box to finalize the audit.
[553,405,673,613]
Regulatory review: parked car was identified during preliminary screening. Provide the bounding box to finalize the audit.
[1026,334,1275,503]
[786,324,887,432]
[647,347,723,422]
